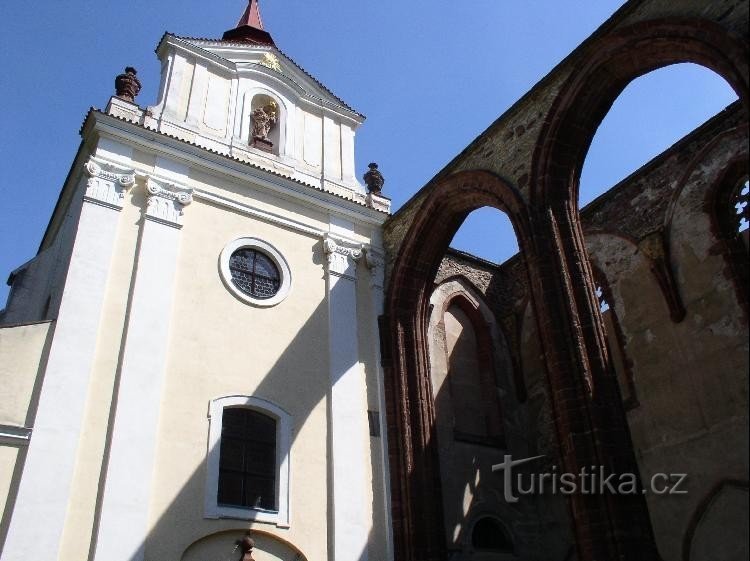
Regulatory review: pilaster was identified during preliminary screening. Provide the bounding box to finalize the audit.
[93,176,193,561]
[323,234,370,561]
[1,158,134,561]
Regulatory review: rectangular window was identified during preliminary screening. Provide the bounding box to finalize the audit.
[218,407,277,511]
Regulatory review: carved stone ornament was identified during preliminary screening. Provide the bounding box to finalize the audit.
[239,532,255,561]
[84,157,136,209]
[115,67,142,103]
[364,247,385,289]
[251,101,279,142]
[363,162,385,194]
[323,235,363,279]
[145,177,193,227]
[259,52,282,72]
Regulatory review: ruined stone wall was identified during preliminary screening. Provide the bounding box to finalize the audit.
[383,1,748,285]
[382,1,748,556]
[431,103,749,561]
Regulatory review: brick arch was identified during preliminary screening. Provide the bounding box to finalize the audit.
[532,17,749,207]
[382,170,529,560]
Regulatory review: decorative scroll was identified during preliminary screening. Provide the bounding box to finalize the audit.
[145,177,193,227]
[323,235,363,279]
[84,157,136,209]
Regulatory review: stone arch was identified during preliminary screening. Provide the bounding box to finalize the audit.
[667,126,749,323]
[383,170,530,559]
[532,17,748,207]
[180,528,308,561]
[682,480,749,561]
[517,20,747,559]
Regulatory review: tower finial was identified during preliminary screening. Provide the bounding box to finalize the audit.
[223,0,275,45]
[237,0,264,30]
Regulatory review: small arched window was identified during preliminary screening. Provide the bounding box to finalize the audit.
[471,517,513,552]
[205,396,291,527]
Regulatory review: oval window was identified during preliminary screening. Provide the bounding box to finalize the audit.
[219,238,291,307]
[229,248,281,300]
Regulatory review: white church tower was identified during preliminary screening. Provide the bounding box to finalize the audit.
[0,2,393,560]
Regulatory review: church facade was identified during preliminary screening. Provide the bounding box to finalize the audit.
[0,1,747,561]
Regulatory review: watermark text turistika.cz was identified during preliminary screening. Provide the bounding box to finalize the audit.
[492,455,687,503]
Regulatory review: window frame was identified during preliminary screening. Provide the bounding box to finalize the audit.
[219,237,292,307]
[204,395,292,527]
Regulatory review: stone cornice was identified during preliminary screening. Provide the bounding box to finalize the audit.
[82,111,390,224]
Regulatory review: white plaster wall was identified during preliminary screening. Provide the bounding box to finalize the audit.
[143,199,332,561]
[150,40,363,193]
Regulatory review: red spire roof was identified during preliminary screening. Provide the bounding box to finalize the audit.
[222,0,275,46]
[237,0,264,29]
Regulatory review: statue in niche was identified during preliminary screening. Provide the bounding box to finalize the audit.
[238,532,256,561]
[251,100,278,152]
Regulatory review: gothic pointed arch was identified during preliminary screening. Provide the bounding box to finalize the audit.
[382,170,530,559]
[531,17,748,206]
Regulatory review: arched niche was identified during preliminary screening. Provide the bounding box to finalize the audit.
[180,529,307,561]
[240,88,289,156]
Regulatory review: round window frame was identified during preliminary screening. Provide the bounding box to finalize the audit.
[219,238,291,307]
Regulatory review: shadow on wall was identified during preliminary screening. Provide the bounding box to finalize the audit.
[87,239,375,561]
[429,276,574,560]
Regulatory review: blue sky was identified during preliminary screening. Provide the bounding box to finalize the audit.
[0,1,738,306]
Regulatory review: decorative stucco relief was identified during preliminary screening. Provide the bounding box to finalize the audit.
[145,177,193,227]
[84,157,136,209]
[323,235,363,280]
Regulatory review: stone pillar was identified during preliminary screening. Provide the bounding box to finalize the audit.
[93,177,192,561]
[529,201,658,561]
[323,235,370,561]
[1,158,135,561]
[364,248,395,561]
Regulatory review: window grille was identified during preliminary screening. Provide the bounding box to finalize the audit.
[229,248,281,299]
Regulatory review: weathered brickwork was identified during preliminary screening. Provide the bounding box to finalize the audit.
[381,0,748,559]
